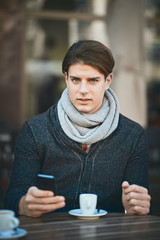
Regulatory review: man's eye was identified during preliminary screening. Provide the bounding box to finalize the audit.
[72,78,80,82]
[90,79,98,83]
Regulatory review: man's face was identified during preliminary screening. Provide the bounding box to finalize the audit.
[65,63,112,114]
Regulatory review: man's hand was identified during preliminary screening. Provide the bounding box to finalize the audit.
[122,181,151,215]
[19,186,65,217]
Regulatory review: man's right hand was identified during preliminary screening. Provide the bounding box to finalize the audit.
[19,186,65,217]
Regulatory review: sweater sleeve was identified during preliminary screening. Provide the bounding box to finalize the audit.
[4,122,42,216]
[123,129,149,189]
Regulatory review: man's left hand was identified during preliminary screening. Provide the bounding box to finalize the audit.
[122,181,151,215]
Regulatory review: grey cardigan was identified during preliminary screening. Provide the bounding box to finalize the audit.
[5,105,149,215]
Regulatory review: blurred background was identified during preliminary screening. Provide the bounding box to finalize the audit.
[0,0,160,215]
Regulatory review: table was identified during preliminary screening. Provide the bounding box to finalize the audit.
[19,212,160,240]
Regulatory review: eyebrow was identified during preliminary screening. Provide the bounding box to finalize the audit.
[69,75,101,80]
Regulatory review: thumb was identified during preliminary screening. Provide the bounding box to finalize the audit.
[122,181,129,192]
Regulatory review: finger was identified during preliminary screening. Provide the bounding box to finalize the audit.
[28,211,43,218]
[124,184,148,194]
[126,192,151,202]
[31,196,65,205]
[128,198,150,209]
[122,182,130,196]
[130,205,150,215]
[122,181,129,189]
[27,201,66,212]
[26,194,65,204]
[36,196,65,205]
[29,186,54,198]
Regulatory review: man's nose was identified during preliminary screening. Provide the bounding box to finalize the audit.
[79,80,89,93]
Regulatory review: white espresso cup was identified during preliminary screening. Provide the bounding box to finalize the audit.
[0,210,19,236]
[79,193,97,215]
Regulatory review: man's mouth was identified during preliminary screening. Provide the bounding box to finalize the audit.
[77,98,91,104]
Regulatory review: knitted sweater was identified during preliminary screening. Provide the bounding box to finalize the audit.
[5,104,149,215]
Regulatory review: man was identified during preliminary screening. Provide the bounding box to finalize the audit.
[5,40,151,217]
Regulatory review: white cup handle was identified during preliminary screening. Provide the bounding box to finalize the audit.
[11,217,19,229]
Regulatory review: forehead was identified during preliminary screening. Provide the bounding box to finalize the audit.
[68,63,104,77]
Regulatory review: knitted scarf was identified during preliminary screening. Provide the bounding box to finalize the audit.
[57,88,119,144]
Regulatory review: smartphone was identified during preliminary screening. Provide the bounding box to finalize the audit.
[36,174,56,194]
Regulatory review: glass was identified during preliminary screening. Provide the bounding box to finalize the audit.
[144,0,160,127]
[24,0,108,118]
[26,0,93,13]
[25,18,68,118]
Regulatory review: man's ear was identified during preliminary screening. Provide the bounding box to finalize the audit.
[64,72,68,85]
[105,73,112,90]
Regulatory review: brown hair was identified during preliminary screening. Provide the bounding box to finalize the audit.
[62,40,115,78]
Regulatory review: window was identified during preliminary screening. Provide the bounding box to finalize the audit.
[24,0,107,118]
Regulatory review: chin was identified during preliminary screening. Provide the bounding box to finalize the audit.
[76,106,90,113]
[80,109,92,114]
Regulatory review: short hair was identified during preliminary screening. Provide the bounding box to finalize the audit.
[62,40,115,78]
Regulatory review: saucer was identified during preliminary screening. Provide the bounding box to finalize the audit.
[0,228,27,239]
[69,209,107,220]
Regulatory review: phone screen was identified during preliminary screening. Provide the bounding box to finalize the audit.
[36,174,56,194]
